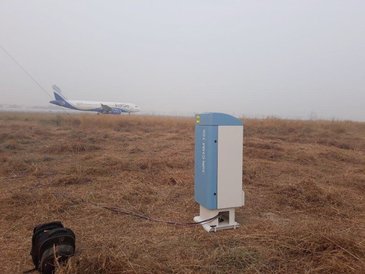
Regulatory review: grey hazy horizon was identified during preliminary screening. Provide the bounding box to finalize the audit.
[0,1,364,121]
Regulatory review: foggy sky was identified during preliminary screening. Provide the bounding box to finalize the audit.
[0,1,364,120]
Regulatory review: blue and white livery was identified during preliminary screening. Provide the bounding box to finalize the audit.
[49,85,140,114]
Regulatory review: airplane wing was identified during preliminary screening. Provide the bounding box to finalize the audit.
[101,104,113,112]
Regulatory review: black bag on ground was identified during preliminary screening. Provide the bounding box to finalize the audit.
[31,221,75,274]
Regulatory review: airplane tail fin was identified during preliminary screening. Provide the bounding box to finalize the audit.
[50,85,75,109]
[52,85,67,102]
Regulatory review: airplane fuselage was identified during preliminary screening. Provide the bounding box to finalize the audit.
[49,85,140,114]
[60,100,138,112]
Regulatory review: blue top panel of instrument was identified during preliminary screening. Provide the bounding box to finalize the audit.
[196,112,242,126]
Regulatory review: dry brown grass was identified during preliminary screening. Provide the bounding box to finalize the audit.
[0,112,364,273]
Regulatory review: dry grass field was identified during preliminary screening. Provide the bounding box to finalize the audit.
[0,112,364,273]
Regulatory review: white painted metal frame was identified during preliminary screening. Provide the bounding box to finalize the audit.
[194,205,240,232]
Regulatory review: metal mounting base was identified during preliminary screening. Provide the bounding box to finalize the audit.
[194,205,240,232]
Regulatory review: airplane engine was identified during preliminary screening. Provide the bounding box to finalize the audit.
[111,108,122,114]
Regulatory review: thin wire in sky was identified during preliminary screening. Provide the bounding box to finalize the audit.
[0,44,51,99]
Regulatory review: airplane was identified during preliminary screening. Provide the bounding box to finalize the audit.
[49,85,140,114]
